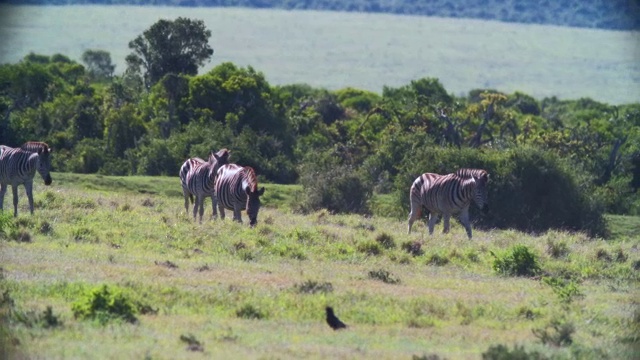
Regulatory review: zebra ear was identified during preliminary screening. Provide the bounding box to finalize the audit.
[258,187,265,196]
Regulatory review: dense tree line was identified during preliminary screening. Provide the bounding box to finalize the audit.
[4,0,639,30]
[1,17,639,237]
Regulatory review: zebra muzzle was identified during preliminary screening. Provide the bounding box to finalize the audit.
[44,175,52,185]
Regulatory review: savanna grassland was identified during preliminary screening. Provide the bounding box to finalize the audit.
[1,5,639,104]
[1,173,639,359]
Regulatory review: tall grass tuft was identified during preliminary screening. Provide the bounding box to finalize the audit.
[491,245,541,277]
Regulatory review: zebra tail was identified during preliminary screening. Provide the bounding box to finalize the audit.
[189,194,194,204]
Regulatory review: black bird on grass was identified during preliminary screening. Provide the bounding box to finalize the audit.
[325,306,347,330]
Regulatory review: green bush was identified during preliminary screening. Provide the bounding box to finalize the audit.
[299,149,371,214]
[542,276,583,303]
[482,344,546,360]
[0,213,14,237]
[491,245,541,277]
[71,285,137,324]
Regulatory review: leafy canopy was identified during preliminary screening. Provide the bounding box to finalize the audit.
[126,17,214,88]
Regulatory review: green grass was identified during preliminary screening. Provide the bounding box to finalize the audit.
[1,5,638,105]
[1,172,639,359]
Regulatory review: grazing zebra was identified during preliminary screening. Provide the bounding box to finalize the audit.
[215,164,265,226]
[0,142,53,217]
[179,148,230,223]
[408,168,489,239]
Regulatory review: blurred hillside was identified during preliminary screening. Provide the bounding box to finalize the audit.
[6,0,640,30]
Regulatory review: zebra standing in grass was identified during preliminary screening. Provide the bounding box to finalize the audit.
[215,163,265,226]
[408,168,489,239]
[0,142,53,217]
[179,148,230,223]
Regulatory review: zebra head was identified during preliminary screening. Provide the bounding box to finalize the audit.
[210,148,231,167]
[242,167,265,227]
[23,142,53,186]
[471,170,489,213]
[209,148,231,177]
[245,185,265,227]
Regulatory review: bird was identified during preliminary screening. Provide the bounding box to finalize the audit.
[325,306,347,330]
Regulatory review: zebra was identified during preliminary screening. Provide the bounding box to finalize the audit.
[0,142,53,217]
[179,148,230,223]
[215,163,265,226]
[407,168,489,239]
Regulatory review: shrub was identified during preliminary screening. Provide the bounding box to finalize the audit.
[375,232,396,249]
[12,306,62,329]
[401,241,424,257]
[426,253,450,266]
[482,344,546,360]
[235,304,266,320]
[294,280,333,294]
[0,213,14,236]
[357,241,382,256]
[491,245,541,277]
[368,269,400,284]
[298,149,371,214]
[71,285,137,324]
[532,318,575,347]
[546,240,569,259]
[542,276,583,303]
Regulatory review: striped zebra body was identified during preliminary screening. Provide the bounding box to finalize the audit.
[0,142,53,217]
[179,148,230,223]
[408,168,489,239]
[215,164,265,226]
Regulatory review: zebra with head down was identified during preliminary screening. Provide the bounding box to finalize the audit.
[179,148,231,223]
[215,163,265,227]
[408,168,489,239]
[0,142,53,217]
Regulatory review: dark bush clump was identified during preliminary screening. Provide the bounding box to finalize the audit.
[368,269,401,284]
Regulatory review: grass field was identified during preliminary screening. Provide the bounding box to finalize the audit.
[0,5,639,104]
[1,172,639,359]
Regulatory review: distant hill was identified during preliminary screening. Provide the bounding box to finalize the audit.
[6,0,640,31]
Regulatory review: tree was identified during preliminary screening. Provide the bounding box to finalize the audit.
[81,49,115,81]
[126,17,213,88]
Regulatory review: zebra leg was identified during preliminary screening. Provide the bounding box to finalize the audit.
[25,181,36,215]
[0,183,6,212]
[12,184,20,217]
[233,204,243,223]
[182,188,190,215]
[197,197,206,224]
[407,204,421,234]
[427,213,439,235]
[210,194,217,219]
[218,201,225,220]
[192,195,200,221]
[442,214,451,234]
[459,208,472,239]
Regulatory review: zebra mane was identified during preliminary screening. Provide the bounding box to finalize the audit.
[455,168,488,179]
[20,142,52,154]
[242,166,259,192]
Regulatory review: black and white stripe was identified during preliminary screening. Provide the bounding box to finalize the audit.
[407,168,489,239]
[215,164,265,226]
[0,142,53,217]
[179,148,230,223]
